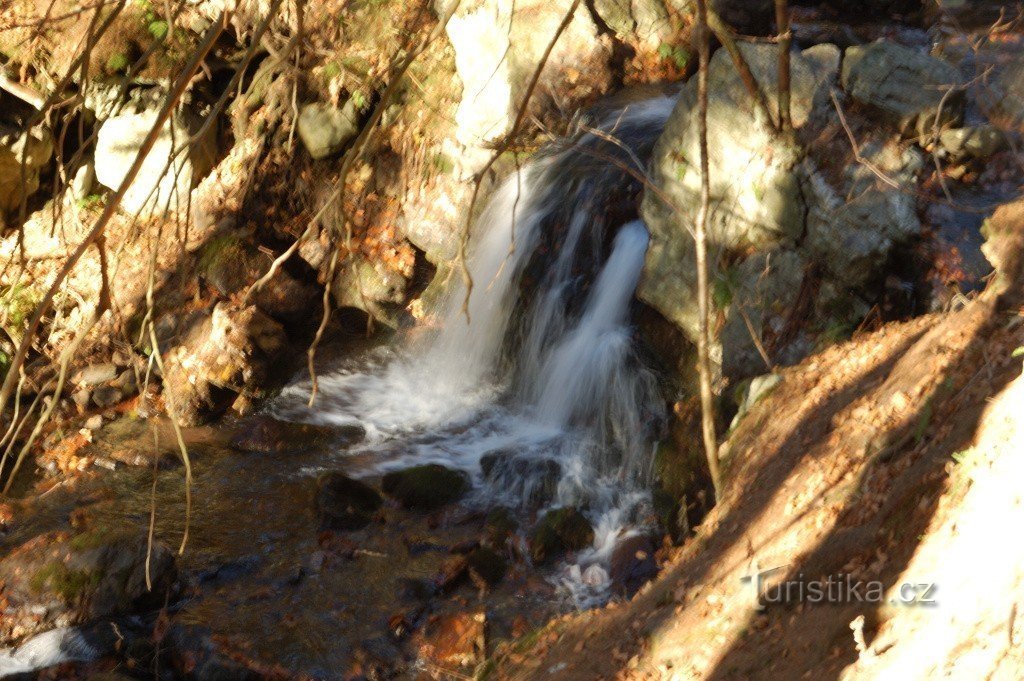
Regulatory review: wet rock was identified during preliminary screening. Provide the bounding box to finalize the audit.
[480,449,561,507]
[314,471,383,531]
[416,610,487,669]
[641,43,839,340]
[841,41,964,138]
[433,554,470,593]
[483,507,518,548]
[230,414,363,454]
[94,108,217,216]
[610,534,659,597]
[297,99,360,160]
[0,530,176,645]
[163,303,287,426]
[939,125,1007,161]
[0,124,52,216]
[466,546,507,587]
[529,507,594,565]
[381,464,469,510]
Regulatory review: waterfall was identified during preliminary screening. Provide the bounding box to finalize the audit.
[273,94,677,603]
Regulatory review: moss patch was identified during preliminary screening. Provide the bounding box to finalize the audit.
[29,561,99,601]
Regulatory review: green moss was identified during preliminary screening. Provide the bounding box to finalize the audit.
[105,52,130,74]
[29,561,99,601]
[198,233,244,273]
[68,527,113,551]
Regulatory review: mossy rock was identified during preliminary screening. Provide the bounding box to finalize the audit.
[197,233,265,297]
[483,507,518,548]
[529,507,594,565]
[381,464,469,510]
[315,472,383,531]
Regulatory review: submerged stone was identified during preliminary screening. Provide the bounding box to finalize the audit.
[529,507,594,565]
[315,472,383,531]
[466,546,508,587]
[381,464,469,510]
[231,415,364,454]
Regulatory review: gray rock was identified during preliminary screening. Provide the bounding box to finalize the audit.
[73,363,118,386]
[729,373,782,430]
[939,125,1006,160]
[297,99,360,160]
[803,141,923,288]
[640,43,839,340]
[841,41,964,139]
[0,125,52,215]
[94,108,217,216]
[331,256,408,323]
[91,386,122,409]
[985,54,1024,130]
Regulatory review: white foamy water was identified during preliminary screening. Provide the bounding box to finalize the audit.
[272,96,676,605]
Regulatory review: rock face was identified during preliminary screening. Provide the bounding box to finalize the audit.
[163,303,287,426]
[641,42,839,347]
[841,41,964,138]
[381,464,470,510]
[297,99,360,160]
[0,125,52,217]
[95,107,217,216]
[0,530,176,645]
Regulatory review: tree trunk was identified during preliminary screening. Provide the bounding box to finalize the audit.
[694,0,723,501]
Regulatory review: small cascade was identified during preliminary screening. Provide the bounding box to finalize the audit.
[273,94,677,604]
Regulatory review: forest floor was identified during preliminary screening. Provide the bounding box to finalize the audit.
[493,199,1024,680]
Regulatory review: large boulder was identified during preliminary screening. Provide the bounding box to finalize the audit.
[0,530,176,645]
[163,303,287,426]
[95,107,217,216]
[640,42,840,340]
[0,125,52,217]
[841,41,964,139]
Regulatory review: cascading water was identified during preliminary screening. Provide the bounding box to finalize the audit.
[273,94,677,605]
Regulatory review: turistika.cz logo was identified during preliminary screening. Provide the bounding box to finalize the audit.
[740,561,937,611]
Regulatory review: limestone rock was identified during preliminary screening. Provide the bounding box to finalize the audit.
[95,108,217,216]
[297,99,360,160]
[841,41,964,138]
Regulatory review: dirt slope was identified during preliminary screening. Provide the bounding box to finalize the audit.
[492,201,1024,680]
